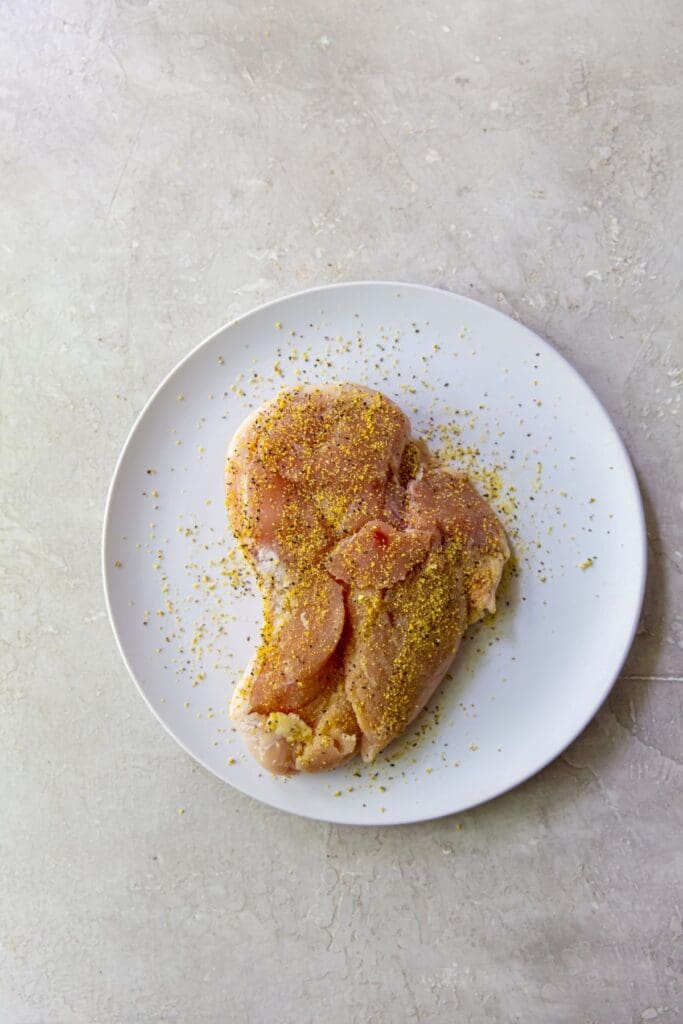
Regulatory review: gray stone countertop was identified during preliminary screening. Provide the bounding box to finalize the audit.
[1,1,681,1022]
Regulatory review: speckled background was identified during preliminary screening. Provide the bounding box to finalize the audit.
[1,1,681,1022]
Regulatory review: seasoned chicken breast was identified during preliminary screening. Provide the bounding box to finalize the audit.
[225,383,509,773]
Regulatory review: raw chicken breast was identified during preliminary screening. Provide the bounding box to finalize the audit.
[225,383,509,774]
[344,542,467,762]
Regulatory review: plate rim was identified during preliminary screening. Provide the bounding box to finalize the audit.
[102,280,647,826]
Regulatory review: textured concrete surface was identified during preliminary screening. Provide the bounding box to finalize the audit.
[1,1,682,1022]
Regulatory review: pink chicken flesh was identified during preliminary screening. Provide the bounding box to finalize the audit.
[225,383,509,774]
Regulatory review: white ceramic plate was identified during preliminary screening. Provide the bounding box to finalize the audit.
[103,282,645,825]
